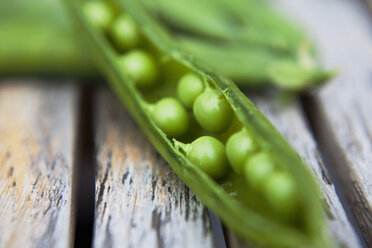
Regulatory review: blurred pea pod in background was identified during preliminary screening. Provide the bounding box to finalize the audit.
[0,0,333,91]
[0,0,95,76]
[140,0,334,90]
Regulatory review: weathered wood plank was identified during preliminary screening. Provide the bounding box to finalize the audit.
[366,0,372,13]
[92,88,214,248]
[226,92,361,248]
[0,81,78,248]
[273,0,372,244]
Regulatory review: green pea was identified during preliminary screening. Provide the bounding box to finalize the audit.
[193,89,233,133]
[244,153,275,190]
[177,73,204,108]
[83,1,113,32]
[264,172,298,215]
[226,129,257,173]
[186,136,229,179]
[120,49,158,87]
[110,14,140,51]
[152,97,189,137]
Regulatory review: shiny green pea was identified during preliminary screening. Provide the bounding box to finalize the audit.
[83,1,113,32]
[264,172,298,215]
[186,136,229,179]
[119,49,158,87]
[152,97,189,137]
[226,129,257,173]
[244,153,275,190]
[110,14,140,51]
[177,73,204,108]
[193,89,233,133]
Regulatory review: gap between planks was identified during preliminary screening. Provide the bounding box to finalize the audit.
[72,84,96,248]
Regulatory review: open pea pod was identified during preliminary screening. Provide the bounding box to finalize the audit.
[64,0,333,247]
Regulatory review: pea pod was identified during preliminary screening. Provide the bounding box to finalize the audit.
[64,0,333,246]
[0,0,94,76]
[177,36,334,89]
[2,0,331,91]
[139,0,302,52]
[139,0,333,90]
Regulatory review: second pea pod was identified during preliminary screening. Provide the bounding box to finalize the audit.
[65,0,334,247]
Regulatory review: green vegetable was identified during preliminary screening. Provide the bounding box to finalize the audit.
[151,97,189,138]
[110,14,141,51]
[264,172,298,217]
[64,0,333,246]
[178,36,333,89]
[0,0,94,76]
[226,129,257,173]
[193,89,233,133]
[181,136,229,179]
[244,152,275,190]
[139,0,301,51]
[139,0,333,90]
[119,49,158,87]
[268,59,335,91]
[177,73,205,108]
[1,0,331,91]
[83,1,114,32]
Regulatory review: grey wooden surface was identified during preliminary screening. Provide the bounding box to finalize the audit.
[0,81,78,248]
[1,0,372,247]
[274,0,372,245]
[250,93,361,248]
[92,88,214,248]
[90,87,361,248]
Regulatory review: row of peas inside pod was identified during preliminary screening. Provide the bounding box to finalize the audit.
[84,0,300,222]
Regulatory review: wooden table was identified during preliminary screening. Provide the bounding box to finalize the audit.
[0,0,371,247]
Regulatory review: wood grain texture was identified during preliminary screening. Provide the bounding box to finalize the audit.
[273,0,372,244]
[92,88,214,248]
[0,81,78,248]
[226,92,361,248]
